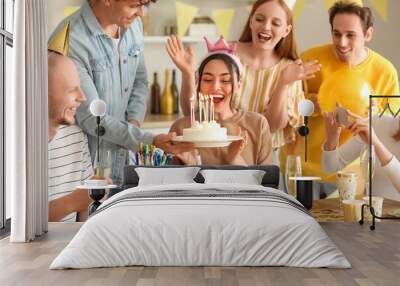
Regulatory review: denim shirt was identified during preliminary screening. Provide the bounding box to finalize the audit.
[48,1,154,183]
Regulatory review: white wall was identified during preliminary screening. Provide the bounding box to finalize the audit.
[47,0,400,94]
[47,0,84,35]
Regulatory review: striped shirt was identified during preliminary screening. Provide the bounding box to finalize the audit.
[48,125,93,221]
[236,58,304,148]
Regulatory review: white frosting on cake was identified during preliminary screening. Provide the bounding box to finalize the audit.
[183,121,227,141]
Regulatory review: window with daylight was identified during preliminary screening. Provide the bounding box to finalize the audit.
[1,0,14,234]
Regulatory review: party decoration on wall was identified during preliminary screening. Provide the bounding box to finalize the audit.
[318,68,372,116]
[48,22,70,56]
[63,6,80,17]
[322,0,388,21]
[176,1,199,36]
[212,9,235,39]
[323,0,363,11]
[369,0,388,21]
[174,0,389,38]
[284,0,297,10]
[292,0,305,22]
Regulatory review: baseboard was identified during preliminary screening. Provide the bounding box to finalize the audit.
[0,218,11,239]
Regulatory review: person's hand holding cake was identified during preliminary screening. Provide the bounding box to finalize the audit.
[168,36,272,166]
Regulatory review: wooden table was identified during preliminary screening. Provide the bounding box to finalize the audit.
[311,198,400,222]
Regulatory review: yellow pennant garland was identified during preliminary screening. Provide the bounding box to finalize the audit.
[212,9,235,39]
[369,0,388,21]
[292,0,305,22]
[175,0,389,39]
[323,0,339,11]
[48,22,70,56]
[323,0,363,11]
[176,2,199,37]
[322,0,388,21]
[63,6,80,17]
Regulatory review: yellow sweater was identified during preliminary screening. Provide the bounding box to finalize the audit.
[280,44,399,182]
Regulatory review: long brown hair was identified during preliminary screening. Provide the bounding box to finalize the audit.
[239,0,299,61]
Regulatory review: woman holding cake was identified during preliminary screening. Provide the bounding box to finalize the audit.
[168,38,272,165]
[168,0,320,151]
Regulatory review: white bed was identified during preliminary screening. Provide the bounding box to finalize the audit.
[50,183,351,269]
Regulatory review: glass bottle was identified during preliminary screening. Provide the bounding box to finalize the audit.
[171,69,180,114]
[160,69,174,115]
[150,72,160,114]
[285,155,302,197]
[141,11,150,36]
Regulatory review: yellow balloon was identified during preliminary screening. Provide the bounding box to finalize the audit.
[318,69,372,115]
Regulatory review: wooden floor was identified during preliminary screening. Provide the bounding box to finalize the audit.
[0,222,399,286]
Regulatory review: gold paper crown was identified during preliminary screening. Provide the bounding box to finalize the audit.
[48,22,70,56]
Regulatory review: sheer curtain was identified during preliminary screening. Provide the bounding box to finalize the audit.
[7,0,48,242]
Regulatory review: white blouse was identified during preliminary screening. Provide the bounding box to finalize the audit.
[322,115,400,201]
[236,59,303,148]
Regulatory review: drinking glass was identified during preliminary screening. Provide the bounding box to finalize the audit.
[336,172,357,208]
[94,149,112,178]
[285,155,302,197]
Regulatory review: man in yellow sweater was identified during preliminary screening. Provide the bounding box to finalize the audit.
[280,1,399,197]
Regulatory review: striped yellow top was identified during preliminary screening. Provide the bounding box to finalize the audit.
[235,58,304,148]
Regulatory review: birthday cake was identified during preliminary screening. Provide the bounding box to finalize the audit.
[183,121,227,142]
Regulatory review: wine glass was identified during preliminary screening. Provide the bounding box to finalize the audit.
[360,145,376,196]
[285,155,302,197]
[94,149,112,178]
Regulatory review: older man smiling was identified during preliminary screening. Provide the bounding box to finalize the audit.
[47,52,92,222]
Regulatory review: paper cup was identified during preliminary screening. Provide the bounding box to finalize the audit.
[337,172,357,206]
[342,200,364,222]
[363,196,384,222]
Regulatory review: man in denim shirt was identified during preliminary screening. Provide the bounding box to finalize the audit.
[49,0,192,183]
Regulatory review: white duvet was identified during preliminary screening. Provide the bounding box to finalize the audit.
[50,183,351,269]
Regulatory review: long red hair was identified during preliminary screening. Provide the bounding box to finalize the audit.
[239,0,299,61]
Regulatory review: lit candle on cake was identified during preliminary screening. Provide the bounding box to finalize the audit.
[199,93,203,123]
[209,95,212,122]
[210,95,214,121]
[190,95,195,127]
[202,96,207,123]
[205,95,209,122]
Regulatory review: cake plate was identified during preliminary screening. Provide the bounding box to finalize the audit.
[173,135,242,148]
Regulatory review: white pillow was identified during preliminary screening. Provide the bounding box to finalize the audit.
[136,167,200,186]
[200,169,266,185]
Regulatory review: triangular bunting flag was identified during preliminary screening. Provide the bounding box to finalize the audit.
[212,9,235,39]
[323,0,338,11]
[63,6,80,17]
[176,2,199,37]
[370,0,388,21]
[323,0,363,11]
[292,0,305,22]
[48,22,70,56]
